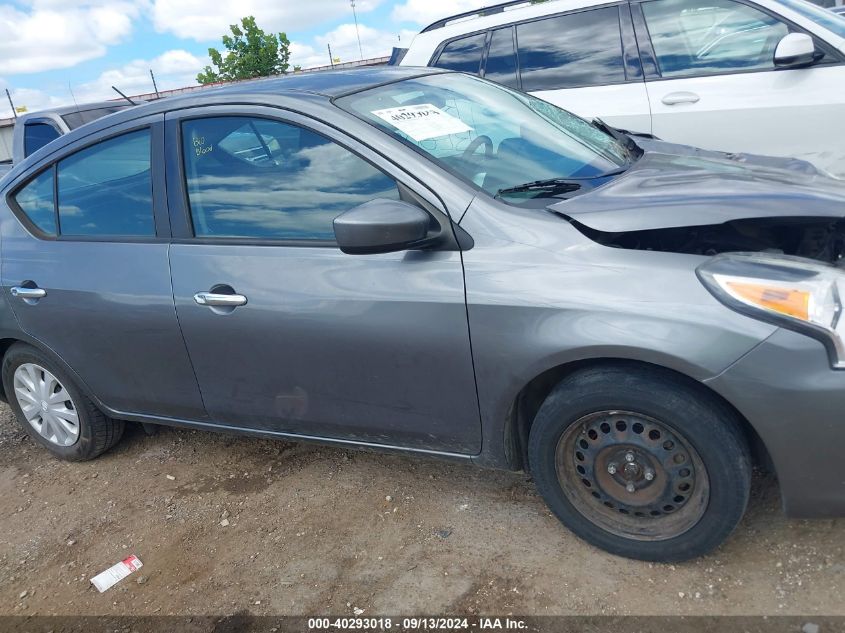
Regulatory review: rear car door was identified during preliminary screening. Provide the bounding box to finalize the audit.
[0,115,206,421]
[430,5,652,134]
[635,0,845,174]
[164,106,481,453]
[514,4,652,134]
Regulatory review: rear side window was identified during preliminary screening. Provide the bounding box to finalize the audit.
[57,129,154,236]
[641,0,790,77]
[24,123,61,157]
[433,33,486,74]
[517,7,626,90]
[13,169,56,235]
[180,116,399,241]
[62,106,126,130]
[484,27,519,88]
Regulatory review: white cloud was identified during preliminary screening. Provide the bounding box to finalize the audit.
[0,1,141,74]
[391,0,485,26]
[288,42,326,70]
[73,49,208,102]
[0,80,67,119]
[297,23,414,67]
[0,49,207,118]
[151,0,384,42]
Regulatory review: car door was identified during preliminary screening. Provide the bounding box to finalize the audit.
[164,106,481,453]
[429,5,652,135]
[0,115,207,421]
[635,0,845,174]
[513,4,653,134]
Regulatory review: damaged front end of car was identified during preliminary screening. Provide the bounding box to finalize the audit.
[549,150,845,267]
[544,149,845,367]
[571,216,845,266]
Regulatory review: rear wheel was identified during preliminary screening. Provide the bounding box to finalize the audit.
[528,364,751,561]
[2,343,123,460]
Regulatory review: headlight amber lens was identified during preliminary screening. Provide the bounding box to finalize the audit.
[697,253,845,368]
[723,281,811,321]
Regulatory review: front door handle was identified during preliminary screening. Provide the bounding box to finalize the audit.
[661,91,700,105]
[193,292,248,307]
[10,286,47,300]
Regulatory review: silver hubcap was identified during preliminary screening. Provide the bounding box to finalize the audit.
[13,363,79,447]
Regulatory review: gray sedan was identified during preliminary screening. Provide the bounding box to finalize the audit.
[1,68,844,561]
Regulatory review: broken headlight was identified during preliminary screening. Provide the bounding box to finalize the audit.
[697,253,845,368]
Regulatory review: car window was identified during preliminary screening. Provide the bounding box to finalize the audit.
[181,116,400,240]
[517,7,626,90]
[484,27,519,88]
[24,123,61,157]
[13,169,56,235]
[61,106,127,130]
[337,73,628,205]
[433,33,486,74]
[57,128,154,236]
[642,0,790,77]
[778,0,845,37]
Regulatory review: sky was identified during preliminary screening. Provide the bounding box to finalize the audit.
[0,0,483,119]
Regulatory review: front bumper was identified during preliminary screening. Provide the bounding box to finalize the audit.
[706,328,845,517]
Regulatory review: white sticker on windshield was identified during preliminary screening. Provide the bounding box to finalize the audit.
[371,104,472,141]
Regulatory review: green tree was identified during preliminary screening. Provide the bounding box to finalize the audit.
[197,16,291,84]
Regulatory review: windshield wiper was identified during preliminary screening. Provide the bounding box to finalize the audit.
[592,118,644,163]
[495,168,630,198]
[495,178,582,197]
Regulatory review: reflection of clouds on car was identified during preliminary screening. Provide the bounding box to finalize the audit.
[515,7,625,89]
[183,127,399,239]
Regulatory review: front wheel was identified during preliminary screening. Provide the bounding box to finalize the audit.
[528,364,751,562]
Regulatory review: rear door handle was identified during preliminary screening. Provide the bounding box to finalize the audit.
[10,286,47,300]
[661,91,700,105]
[193,292,248,307]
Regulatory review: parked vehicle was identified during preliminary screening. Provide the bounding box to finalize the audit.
[0,101,136,178]
[400,0,845,176]
[2,67,845,561]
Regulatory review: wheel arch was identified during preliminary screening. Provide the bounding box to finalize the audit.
[505,357,774,477]
[0,335,101,408]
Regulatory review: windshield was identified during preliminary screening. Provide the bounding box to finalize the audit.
[336,73,629,204]
[776,0,845,38]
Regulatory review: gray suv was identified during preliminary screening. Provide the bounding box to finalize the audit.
[1,67,844,562]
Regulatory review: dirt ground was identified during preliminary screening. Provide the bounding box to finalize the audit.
[0,403,843,618]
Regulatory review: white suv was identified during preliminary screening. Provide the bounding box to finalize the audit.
[401,0,845,175]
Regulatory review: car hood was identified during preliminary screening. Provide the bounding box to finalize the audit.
[548,147,845,233]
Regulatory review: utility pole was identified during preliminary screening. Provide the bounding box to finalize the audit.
[5,89,16,118]
[328,43,335,68]
[149,69,161,98]
[350,0,364,60]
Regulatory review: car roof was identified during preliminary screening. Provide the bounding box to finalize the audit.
[16,100,134,123]
[193,66,444,98]
[2,66,445,187]
[73,66,444,131]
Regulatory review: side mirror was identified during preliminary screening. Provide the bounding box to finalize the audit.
[774,33,818,68]
[334,198,431,255]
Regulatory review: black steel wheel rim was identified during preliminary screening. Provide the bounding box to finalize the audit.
[555,410,709,541]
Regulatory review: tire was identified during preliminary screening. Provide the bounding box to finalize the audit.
[2,343,124,461]
[528,363,751,562]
